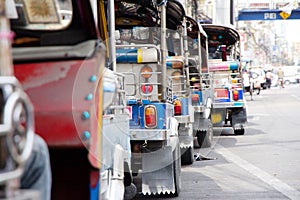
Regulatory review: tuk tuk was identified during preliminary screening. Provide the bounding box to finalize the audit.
[111,0,182,196]
[202,24,247,135]
[184,16,214,148]
[11,0,107,199]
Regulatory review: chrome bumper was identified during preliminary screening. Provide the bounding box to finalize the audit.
[213,101,244,108]
[175,115,190,123]
[130,129,168,141]
[193,105,205,113]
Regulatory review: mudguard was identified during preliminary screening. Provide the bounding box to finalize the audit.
[193,97,212,133]
[102,114,131,170]
[232,107,247,126]
[142,146,175,195]
[178,123,193,148]
[101,144,127,200]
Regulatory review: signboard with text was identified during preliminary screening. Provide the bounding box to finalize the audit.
[238,9,300,21]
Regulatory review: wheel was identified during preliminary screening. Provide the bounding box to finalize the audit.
[181,146,194,165]
[284,80,290,85]
[262,83,267,89]
[124,183,137,200]
[172,145,181,197]
[256,88,260,95]
[234,128,245,135]
[196,120,213,148]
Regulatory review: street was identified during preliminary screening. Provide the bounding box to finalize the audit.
[136,85,300,200]
[179,85,300,200]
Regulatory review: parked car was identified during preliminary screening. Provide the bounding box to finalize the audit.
[272,66,300,86]
[283,76,297,85]
[250,68,267,92]
[296,67,300,83]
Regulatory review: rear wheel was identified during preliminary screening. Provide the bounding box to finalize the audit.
[196,120,213,148]
[172,146,181,197]
[284,80,290,85]
[234,127,245,135]
[181,146,194,165]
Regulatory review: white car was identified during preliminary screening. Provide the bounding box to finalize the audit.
[250,68,267,90]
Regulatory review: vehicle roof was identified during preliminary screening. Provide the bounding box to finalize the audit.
[114,0,186,30]
[185,16,207,39]
[201,24,240,46]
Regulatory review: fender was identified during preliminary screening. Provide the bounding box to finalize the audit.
[101,144,127,200]
[204,97,213,119]
[169,117,179,152]
[169,117,179,137]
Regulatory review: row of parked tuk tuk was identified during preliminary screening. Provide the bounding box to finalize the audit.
[0,0,248,199]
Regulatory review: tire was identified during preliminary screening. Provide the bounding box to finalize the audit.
[256,88,260,95]
[262,83,267,90]
[181,147,194,165]
[172,145,181,197]
[234,128,245,135]
[196,119,213,148]
[284,80,290,85]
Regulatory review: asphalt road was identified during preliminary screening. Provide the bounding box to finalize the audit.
[176,84,300,200]
[134,84,300,200]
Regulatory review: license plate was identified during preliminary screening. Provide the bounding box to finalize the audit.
[214,88,228,98]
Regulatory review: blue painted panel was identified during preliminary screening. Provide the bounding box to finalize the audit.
[238,9,300,21]
[238,89,243,100]
[180,97,189,115]
[192,91,203,105]
[139,103,167,129]
[214,98,230,103]
[90,181,99,200]
[127,99,137,105]
[116,49,138,63]
[129,103,140,128]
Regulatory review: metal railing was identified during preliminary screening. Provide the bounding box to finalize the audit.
[108,72,128,114]
[0,76,34,183]
[211,72,243,89]
[168,74,188,98]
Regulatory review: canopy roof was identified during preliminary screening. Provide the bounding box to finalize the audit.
[201,24,240,46]
[114,0,186,30]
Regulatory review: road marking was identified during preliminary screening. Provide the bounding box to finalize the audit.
[291,95,300,101]
[215,144,300,200]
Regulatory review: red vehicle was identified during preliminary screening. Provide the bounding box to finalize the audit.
[11,0,106,199]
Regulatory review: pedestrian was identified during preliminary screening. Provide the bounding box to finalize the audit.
[277,68,284,88]
[265,70,272,89]
[243,70,254,100]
